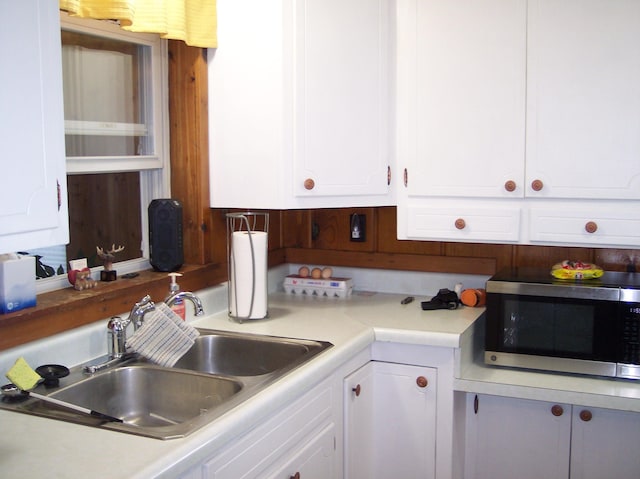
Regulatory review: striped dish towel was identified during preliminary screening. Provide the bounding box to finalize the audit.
[126,303,199,367]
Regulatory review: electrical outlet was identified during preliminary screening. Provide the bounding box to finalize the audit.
[350,214,366,242]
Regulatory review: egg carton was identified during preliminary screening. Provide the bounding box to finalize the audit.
[283,275,353,298]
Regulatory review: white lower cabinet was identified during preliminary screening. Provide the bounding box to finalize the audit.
[202,378,337,479]
[464,394,571,479]
[464,393,640,479]
[344,361,437,479]
[569,405,640,479]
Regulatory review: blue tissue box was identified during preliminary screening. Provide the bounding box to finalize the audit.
[0,255,36,314]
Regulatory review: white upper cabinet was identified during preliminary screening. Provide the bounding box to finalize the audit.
[0,2,69,254]
[209,0,394,209]
[399,0,527,199]
[526,0,640,199]
[398,0,640,247]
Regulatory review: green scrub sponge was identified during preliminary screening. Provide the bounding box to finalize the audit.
[6,357,42,391]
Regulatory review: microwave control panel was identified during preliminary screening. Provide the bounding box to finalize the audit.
[621,304,640,364]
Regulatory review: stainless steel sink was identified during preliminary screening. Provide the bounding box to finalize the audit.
[0,330,332,439]
[174,329,330,376]
[53,366,241,426]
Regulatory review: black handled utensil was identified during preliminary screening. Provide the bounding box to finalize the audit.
[1,384,122,423]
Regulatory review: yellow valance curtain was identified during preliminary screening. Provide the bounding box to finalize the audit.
[59,0,217,48]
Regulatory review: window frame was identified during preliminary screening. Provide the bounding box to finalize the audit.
[35,13,170,294]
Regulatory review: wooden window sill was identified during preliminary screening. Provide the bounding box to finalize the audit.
[0,263,224,351]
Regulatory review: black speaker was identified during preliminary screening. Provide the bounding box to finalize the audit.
[149,199,184,272]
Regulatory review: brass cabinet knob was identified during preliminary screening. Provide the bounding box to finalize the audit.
[579,410,593,422]
[352,384,361,397]
[504,180,516,192]
[585,221,598,234]
[531,179,544,191]
[303,178,315,190]
[416,376,428,388]
[455,218,466,230]
[551,405,564,416]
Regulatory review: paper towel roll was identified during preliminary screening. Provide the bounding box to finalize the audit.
[229,231,268,319]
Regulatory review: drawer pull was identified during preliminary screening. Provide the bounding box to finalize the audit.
[303,178,315,190]
[551,405,564,417]
[504,180,516,192]
[531,179,544,191]
[416,376,428,388]
[352,384,361,397]
[454,218,466,230]
[579,410,593,422]
[585,221,598,234]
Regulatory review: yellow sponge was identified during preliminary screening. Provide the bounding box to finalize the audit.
[6,357,42,391]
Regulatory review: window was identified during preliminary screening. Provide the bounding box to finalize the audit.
[29,13,169,293]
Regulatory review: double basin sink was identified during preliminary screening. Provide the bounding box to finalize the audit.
[1,329,332,439]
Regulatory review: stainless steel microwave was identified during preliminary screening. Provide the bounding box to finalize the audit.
[484,268,640,380]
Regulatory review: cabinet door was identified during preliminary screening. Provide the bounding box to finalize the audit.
[209,0,393,209]
[526,0,640,199]
[399,0,526,199]
[529,204,640,247]
[0,1,69,252]
[570,406,640,479]
[345,361,437,479]
[406,202,521,243]
[464,394,571,479]
[293,0,393,201]
[265,424,335,479]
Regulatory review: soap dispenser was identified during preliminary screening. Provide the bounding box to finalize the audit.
[168,272,185,320]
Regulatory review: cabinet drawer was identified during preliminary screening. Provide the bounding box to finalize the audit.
[530,206,640,247]
[203,379,334,478]
[407,205,521,242]
[264,423,335,479]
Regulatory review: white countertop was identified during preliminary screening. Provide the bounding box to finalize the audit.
[457,355,640,413]
[3,288,640,478]
[0,291,482,478]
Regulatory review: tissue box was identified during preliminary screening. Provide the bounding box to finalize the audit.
[0,255,36,314]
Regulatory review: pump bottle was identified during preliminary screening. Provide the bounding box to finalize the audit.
[168,272,185,320]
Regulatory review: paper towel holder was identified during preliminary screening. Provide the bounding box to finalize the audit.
[226,212,269,322]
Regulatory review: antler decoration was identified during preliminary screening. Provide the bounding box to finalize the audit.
[96,244,125,271]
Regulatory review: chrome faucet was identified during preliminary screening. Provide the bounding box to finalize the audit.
[164,291,205,317]
[85,295,158,373]
[84,292,203,374]
[108,295,156,358]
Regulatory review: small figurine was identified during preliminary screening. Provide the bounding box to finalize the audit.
[67,258,96,290]
[96,244,125,281]
[74,270,98,290]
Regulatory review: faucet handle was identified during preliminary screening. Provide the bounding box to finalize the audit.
[135,295,152,307]
[129,295,156,331]
[107,316,127,359]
